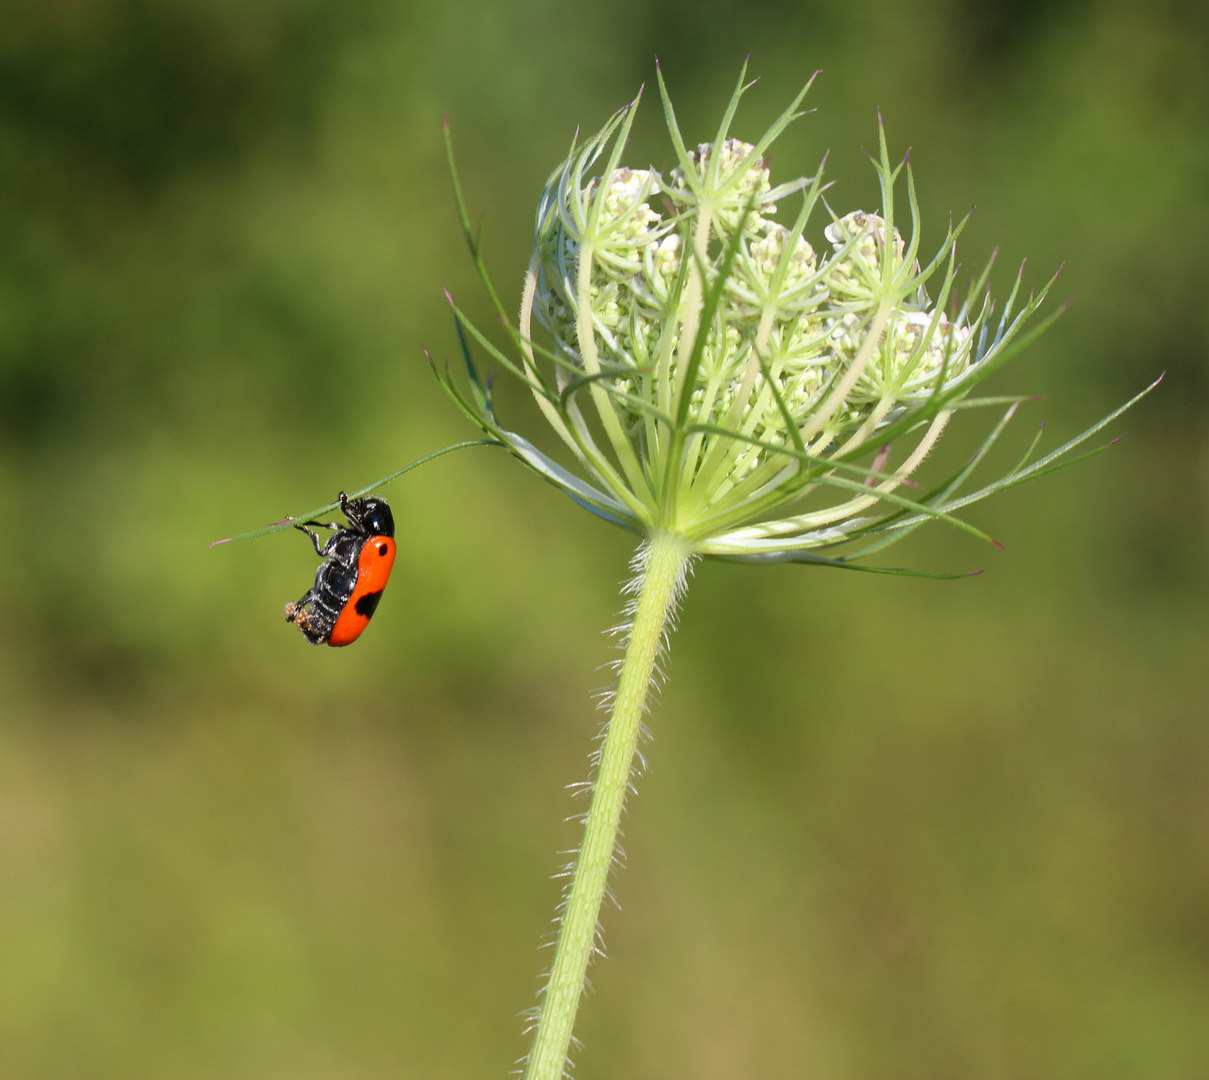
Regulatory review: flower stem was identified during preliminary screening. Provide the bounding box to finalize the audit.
[522,530,694,1080]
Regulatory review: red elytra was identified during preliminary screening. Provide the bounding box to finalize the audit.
[285,493,396,646]
[328,535,397,645]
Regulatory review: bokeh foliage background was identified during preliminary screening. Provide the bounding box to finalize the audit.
[1,0,1206,1077]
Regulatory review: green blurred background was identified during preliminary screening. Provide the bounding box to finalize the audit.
[1,1,1205,1077]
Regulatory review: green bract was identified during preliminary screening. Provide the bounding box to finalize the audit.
[437,65,1156,575]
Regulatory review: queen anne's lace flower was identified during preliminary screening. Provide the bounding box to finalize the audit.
[422,68,1159,1080]
[437,68,1151,570]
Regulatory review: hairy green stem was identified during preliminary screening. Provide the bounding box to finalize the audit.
[522,530,695,1080]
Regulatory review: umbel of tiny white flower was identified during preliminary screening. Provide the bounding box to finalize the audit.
[437,66,1152,575]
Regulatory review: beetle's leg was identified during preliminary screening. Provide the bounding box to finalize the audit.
[293,523,329,557]
[297,520,348,553]
[338,490,365,532]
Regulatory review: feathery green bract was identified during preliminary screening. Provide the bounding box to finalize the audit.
[209,440,502,545]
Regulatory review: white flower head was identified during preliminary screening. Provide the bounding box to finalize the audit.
[437,65,1156,574]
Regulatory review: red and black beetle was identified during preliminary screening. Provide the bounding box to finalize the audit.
[285,492,396,646]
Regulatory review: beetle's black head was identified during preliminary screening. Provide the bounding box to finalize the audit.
[347,495,394,538]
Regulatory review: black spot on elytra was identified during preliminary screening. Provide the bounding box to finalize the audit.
[378,543,388,556]
[354,590,383,618]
